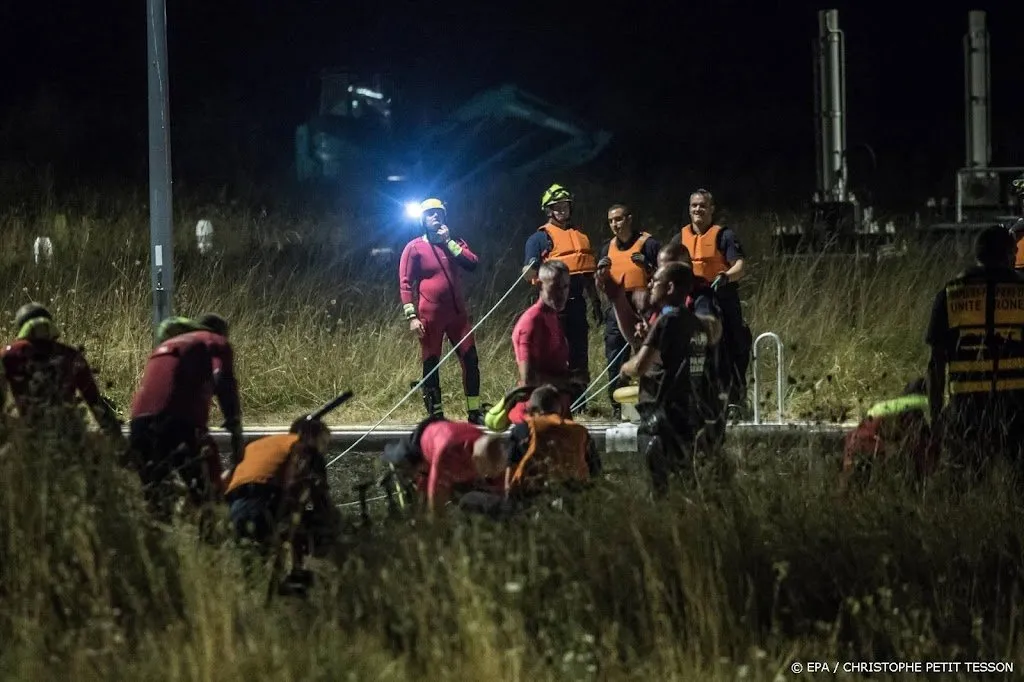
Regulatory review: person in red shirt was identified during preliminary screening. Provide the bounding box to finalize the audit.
[0,303,121,436]
[129,314,243,517]
[503,260,581,425]
[399,198,484,424]
[383,418,508,513]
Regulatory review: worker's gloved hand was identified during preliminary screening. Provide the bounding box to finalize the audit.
[711,272,730,291]
[630,252,649,268]
[224,418,245,466]
[597,256,612,270]
[504,385,535,407]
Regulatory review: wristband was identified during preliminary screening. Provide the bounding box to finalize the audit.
[446,240,463,257]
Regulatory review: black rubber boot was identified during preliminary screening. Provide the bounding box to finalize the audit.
[422,385,444,419]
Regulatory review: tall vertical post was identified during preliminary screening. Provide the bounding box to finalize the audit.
[815,9,847,203]
[147,0,174,335]
[964,10,990,169]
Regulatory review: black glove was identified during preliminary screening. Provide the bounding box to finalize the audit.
[224,418,245,466]
[711,272,730,291]
[597,256,612,270]
[630,252,649,268]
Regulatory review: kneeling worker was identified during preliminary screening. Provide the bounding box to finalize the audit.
[383,417,508,514]
[225,416,339,568]
[505,384,600,501]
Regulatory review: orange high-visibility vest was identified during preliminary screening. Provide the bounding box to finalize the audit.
[540,223,597,274]
[680,224,728,281]
[509,413,589,493]
[608,232,651,291]
[226,434,298,493]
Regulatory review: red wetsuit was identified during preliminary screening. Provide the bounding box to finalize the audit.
[130,329,239,429]
[1,339,104,416]
[399,235,479,360]
[417,420,498,506]
[508,299,572,424]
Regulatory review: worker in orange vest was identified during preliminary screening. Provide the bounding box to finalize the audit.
[669,188,751,417]
[594,203,661,419]
[522,184,602,406]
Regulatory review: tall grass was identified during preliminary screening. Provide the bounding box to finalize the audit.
[1,412,1021,680]
[0,187,969,425]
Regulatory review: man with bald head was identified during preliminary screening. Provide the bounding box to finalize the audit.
[621,262,725,495]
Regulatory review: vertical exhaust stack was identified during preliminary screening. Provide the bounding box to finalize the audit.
[815,9,847,204]
[964,10,990,170]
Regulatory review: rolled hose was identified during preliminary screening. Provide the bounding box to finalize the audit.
[612,385,639,405]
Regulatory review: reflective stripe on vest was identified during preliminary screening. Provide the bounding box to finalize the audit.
[608,232,651,291]
[944,276,1024,395]
[541,223,597,274]
[865,394,928,419]
[226,434,298,493]
[510,413,589,491]
[680,224,728,281]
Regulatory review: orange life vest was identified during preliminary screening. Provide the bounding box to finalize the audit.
[608,232,651,291]
[1015,236,1024,270]
[540,223,597,274]
[509,413,589,493]
[226,434,298,493]
[680,224,728,281]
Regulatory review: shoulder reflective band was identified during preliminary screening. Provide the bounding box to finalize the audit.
[866,394,928,419]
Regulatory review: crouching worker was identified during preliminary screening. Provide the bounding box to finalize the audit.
[505,385,600,504]
[129,315,242,519]
[1,303,122,438]
[621,262,724,497]
[225,416,339,582]
[382,417,508,515]
[842,378,935,487]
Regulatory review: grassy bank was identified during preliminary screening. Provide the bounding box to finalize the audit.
[0,187,964,425]
[1,413,1021,680]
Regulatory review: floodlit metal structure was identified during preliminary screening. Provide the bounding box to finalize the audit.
[773,9,898,256]
[147,0,174,333]
[295,71,612,196]
[919,10,1022,238]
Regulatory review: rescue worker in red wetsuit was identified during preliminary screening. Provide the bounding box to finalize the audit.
[522,184,602,406]
[382,418,508,514]
[842,378,934,486]
[225,415,339,589]
[594,203,661,419]
[129,314,243,515]
[668,189,751,417]
[926,225,1024,477]
[505,384,600,501]
[485,260,580,430]
[399,198,484,424]
[0,302,121,436]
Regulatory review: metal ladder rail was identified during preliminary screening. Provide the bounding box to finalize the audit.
[752,332,786,425]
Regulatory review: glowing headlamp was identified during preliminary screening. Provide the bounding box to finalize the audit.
[404,201,422,219]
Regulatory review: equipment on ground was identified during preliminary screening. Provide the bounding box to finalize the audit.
[917,11,1023,242]
[772,9,901,257]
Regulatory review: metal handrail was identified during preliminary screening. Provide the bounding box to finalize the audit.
[752,332,786,425]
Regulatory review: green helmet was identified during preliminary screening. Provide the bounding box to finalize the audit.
[541,184,573,210]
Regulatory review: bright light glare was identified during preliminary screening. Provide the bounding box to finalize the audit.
[404,201,422,219]
[355,87,384,100]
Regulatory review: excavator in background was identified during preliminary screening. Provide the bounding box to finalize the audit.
[294,70,612,228]
[772,9,901,258]
[915,10,1022,246]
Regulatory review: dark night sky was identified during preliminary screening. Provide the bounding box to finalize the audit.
[0,1,1020,209]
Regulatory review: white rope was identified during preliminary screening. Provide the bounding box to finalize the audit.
[570,342,631,411]
[337,494,388,508]
[571,374,621,412]
[326,260,536,469]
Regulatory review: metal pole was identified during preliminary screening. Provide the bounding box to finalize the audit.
[147,0,174,336]
[817,9,846,203]
[964,11,990,170]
